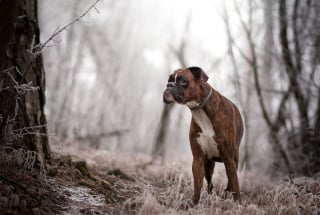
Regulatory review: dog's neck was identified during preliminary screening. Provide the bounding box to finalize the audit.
[188,86,213,111]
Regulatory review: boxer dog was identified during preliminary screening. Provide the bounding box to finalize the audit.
[163,67,243,204]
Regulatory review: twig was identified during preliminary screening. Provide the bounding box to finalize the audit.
[40,0,101,50]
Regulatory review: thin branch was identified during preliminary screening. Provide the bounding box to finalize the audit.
[233,0,251,39]
[93,5,100,14]
[234,0,273,128]
[273,87,292,131]
[222,5,243,105]
[229,0,293,173]
[39,0,100,50]
[220,13,253,65]
[293,0,302,73]
[279,0,309,130]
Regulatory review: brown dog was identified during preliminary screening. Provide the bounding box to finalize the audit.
[163,67,244,204]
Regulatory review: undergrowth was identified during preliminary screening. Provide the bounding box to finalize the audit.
[56,142,320,215]
[0,147,66,214]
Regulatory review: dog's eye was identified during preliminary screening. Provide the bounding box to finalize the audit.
[180,79,188,86]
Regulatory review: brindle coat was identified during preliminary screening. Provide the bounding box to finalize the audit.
[163,67,244,204]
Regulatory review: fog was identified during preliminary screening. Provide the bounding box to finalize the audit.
[39,0,320,175]
[2,0,320,213]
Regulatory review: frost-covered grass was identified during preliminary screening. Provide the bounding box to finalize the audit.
[53,141,320,215]
[118,163,320,215]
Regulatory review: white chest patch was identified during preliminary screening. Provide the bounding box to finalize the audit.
[186,101,200,109]
[192,109,220,158]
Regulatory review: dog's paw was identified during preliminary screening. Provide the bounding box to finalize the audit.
[192,195,201,205]
[208,183,213,194]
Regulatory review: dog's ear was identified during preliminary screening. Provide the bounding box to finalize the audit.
[188,67,209,82]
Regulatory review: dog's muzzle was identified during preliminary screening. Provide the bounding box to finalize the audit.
[163,89,174,104]
[163,82,177,104]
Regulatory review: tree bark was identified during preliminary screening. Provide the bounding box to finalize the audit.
[0,0,50,168]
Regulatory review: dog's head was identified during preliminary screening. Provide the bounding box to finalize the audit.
[163,67,209,105]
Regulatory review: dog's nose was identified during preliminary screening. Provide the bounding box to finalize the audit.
[167,82,175,88]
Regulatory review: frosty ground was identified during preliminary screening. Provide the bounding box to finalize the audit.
[1,141,319,214]
[50,142,320,215]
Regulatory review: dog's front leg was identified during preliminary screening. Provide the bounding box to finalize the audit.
[192,156,204,204]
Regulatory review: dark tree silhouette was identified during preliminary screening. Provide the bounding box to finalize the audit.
[0,0,50,168]
[277,0,320,175]
[224,0,320,176]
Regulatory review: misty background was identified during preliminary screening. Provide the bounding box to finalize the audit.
[38,0,320,176]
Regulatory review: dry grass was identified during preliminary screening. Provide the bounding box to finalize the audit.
[0,148,67,214]
[52,141,320,215]
[2,140,318,214]
[119,164,319,215]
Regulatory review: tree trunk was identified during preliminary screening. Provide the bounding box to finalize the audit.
[0,0,50,168]
[152,104,173,157]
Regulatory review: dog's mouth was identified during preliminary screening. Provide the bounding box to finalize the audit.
[163,89,184,104]
[163,89,175,104]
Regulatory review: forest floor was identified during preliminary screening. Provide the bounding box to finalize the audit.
[1,141,320,214]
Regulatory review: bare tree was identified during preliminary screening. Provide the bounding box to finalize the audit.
[42,0,146,150]
[222,4,253,171]
[224,0,320,176]
[0,0,50,167]
[152,14,191,158]
[277,0,320,175]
